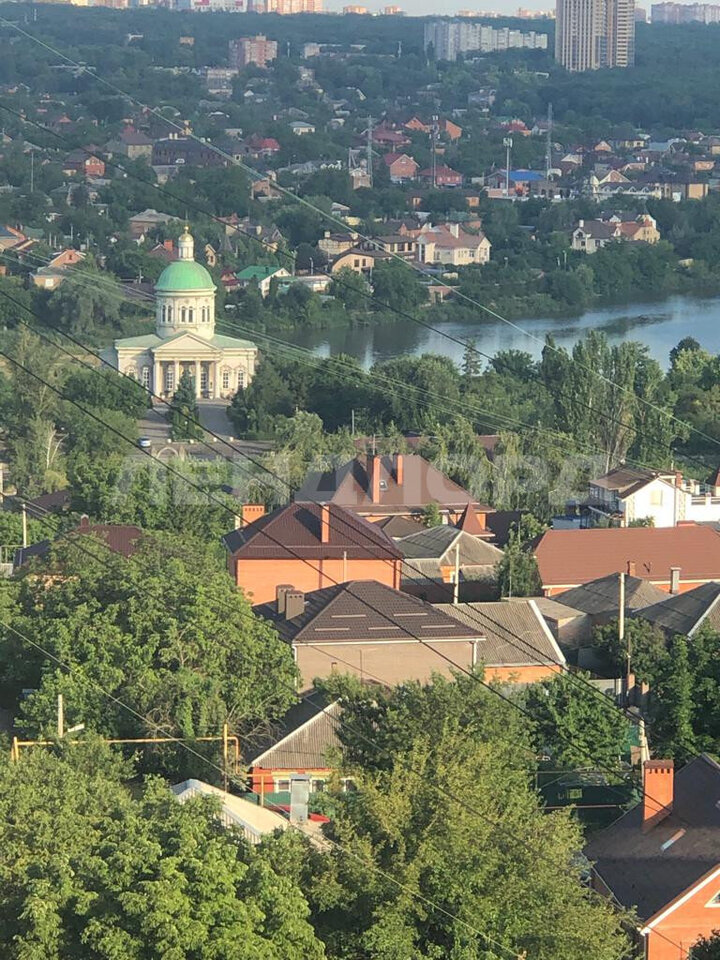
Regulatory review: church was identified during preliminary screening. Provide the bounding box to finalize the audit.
[107,225,258,400]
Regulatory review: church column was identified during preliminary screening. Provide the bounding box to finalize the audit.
[212,362,220,399]
[154,360,162,398]
[174,360,180,395]
[194,360,201,399]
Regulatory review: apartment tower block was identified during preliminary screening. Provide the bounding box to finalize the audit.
[555,0,635,70]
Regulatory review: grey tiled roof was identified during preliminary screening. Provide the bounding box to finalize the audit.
[554,573,667,616]
[248,695,341,769]
[435,600,566,667]
[585,755,720,921]
[631,582,720,637]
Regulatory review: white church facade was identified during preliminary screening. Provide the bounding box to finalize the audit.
[106,226,257,400]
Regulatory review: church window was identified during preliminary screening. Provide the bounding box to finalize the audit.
[181,307,187,323]
[161,304,166,323]
[222,370,230,391]
[165,366,175,393]
[188,308,194,323]
[167,305,173,322]
[141,366,151,389]
[237,369,246,389]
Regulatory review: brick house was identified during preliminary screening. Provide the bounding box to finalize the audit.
[586,756,720,960]
[221,501,402,604]
[31,248,85,290]
[534,526,720,596]
[295,453,494,528]
[415,223,491,266]
[253,579,482,691]
[418,164,463,187]
[62,148,105,178]
[383,152,419,183]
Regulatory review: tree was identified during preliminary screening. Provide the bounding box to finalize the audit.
[461,337,481,380]
[650,635,697,761]
[46,264,125,338]
[691,932,720,959]
[524,671,631,770]
[168,369,203,441]
[593,618,669,686]
[330,267,371,312]
[0,745,325,960]
[229,357,296,437]
[5,536,298,762]
[371,259,427,313]
[309,672,630,960]
[422,501,442,527]
[497,514,544,597]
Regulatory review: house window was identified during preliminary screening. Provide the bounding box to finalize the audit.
[650,490,664,506]
[141,366,151,389]
[222,370,230,391]
[275,778,291,792]
[311,778,326,793]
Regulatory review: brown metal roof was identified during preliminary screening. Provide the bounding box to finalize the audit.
[295,454,492,516]
[253,579,482,645]
[585,755,720,921]
[535,527,720,588]
[221,502,402,561]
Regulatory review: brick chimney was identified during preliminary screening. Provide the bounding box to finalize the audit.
[241,504,266,526]
[627,560,636,577]
[395,454,404,487]
[368,455,381,503]
[642,759,674,831]
[669,566,681,595]
[276,583,294,614]
[320,503,330,544]
[79,514,90,529]
[285,590,305,620]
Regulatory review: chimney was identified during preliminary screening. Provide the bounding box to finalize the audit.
[627,560,636,577]
[276,583,294,614]
[669,566,681,594]
[642,759,674,831]
[79,514,90,529]
[368,455,381,503]
[241,504,266,526]
[285,590,305,620]
[320,503,330,544]
[395,453,404,487]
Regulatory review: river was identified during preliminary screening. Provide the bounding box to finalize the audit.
[281,294,720,369]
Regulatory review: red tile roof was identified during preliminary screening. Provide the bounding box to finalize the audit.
[535,526,720,589]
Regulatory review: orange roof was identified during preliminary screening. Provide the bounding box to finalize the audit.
[535,526,720,588]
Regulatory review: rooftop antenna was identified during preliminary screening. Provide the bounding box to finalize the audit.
[545,101,553,180]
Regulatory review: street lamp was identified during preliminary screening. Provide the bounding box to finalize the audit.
[502,137,513,197]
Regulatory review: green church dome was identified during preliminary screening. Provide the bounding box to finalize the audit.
[156,260,216,293]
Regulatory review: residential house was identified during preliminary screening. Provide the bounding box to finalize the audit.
[372,125,411,148]
[534,526,720,596]
[436,598,567,683]
[240,135,282,159]
[631,582,720,638]
[246,692,343,798]
[14,516,143,572]
[415,223,491,266]
[405,116,431,133]
[418,164,463,187]
[62,147,105,178]
[221,501,402,604]
[383,152,419,183]
[222,216,284,252]
[295,453,494,528]
[318,230,358,258]
[571,214,660,253]
[526,596,591,649]
[152,137,225,168]
[585,756,720,960]
[172,779,290,842]
[397,518,503,602]
[329,247,391,275]
[289,120,315,136]
[108,126,154,160]
[128,208,179,240]
[253,579,482,691]
[485,168,547,196]
[0,225,28,252]
[588,465,720,527]
[439,118,462,140]
[553,572,668,627]
[235,265,291,296]
[371,232,417,260]
[31,248,85,290]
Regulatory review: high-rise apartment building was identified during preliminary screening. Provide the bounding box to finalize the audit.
[555,0,634,71]
[651,1,720,21]
[423,20,548,61]
[228,35,278,69]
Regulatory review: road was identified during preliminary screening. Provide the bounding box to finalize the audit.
[136,402,273,458]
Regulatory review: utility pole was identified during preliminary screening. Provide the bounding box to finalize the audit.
[619,572,631,690]
[545,102,553,181]
[366,116,374,189]
[503,137,513,197]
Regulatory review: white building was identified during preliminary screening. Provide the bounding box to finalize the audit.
[588,466,720,527]
[106,226,257,401]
